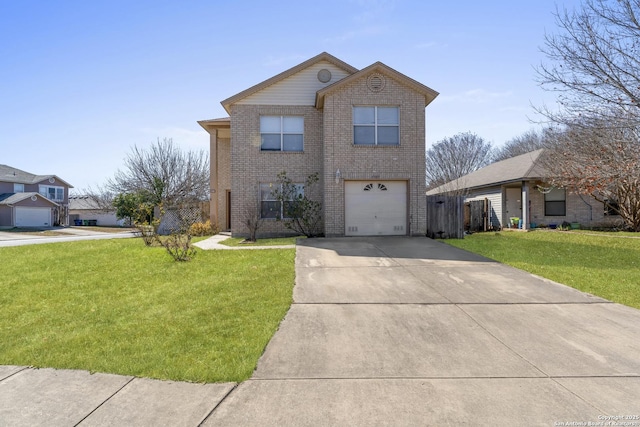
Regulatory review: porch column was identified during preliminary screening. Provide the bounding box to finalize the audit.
[521,181,529,230]
[210,130,218,225]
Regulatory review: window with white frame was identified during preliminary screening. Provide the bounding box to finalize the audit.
[260,183,304,219]
[353,106,399,145]
[39,185,64,202]
[14,183,25,193]
[260,116,304,151]
[544,188,566,216]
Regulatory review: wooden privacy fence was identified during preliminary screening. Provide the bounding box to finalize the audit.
[467,198,492,232]
[426,195,464,239]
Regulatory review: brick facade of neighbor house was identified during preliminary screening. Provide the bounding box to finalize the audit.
[428,150,622,231]
[199,53,438,238]
[527,188,620,229]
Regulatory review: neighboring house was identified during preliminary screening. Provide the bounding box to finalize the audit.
[0,164,72,227]
[426,149,621,230]
[68,196,125,227]
[199,52,439,237]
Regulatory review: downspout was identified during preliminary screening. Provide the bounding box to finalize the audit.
[577,193,593,221]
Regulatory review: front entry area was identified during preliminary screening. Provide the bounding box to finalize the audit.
[344,181,407,236]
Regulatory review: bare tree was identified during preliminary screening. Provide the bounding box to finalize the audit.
[493,129,545,162]
[536,0,640,126]
[426,132,493,190]
[541,122,640,231]
[240,198,264,242]
[79,185,116,212]
[536,0,640,230]
[107,138,209,207]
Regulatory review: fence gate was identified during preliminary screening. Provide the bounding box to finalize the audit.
[467,198,492,232]
[426,195,464,239]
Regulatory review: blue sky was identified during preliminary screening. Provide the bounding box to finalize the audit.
[1,0,580,191]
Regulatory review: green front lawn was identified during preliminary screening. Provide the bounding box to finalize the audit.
[446,230,640,309]
[0,239,295,383]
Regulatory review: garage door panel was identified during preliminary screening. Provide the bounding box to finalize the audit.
[345,181,407,236]
[15,207,51,227]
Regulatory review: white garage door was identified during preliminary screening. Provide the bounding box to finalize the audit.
[15,207,51,227]
[345,181,407,236]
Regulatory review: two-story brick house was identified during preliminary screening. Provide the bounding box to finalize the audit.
[199,52,438,237]
[0,164,72,227]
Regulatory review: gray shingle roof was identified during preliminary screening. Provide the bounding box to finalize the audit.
[427,149,547,195]
[0,164,72,187]
[68,195,113,210]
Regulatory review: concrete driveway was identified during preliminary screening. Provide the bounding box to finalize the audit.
[206,236,640,426]
[2,236,639,425]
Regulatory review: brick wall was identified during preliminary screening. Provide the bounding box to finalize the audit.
[229,105,324,237]
[529,189,622,228]
[322,71,427,236]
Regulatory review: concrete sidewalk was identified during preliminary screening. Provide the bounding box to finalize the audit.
[2,237,639,426]
[193,234,296,250]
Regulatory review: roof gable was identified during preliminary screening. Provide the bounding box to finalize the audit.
[0,192,59,206]
[426,149,547,195]
[315,62,439,109]
[221,52,358,114]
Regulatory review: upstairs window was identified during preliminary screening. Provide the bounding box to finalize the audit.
[14,183,24,193]
[353,106,399,146]
[544,188,566,216]
[260,116,304,151]
[39,185,64,202]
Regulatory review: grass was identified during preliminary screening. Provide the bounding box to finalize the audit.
[0,238,295,383]
[446,230,640,309]
[71,226,133,233]
[219,236,301,246]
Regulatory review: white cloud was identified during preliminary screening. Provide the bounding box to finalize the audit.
[414,41,440,50]
[350,0,397,23]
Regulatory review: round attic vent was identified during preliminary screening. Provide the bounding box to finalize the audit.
[48,177,55,183]
[31,195,37,201]
[317,69,332,83]
[367,73,386,92]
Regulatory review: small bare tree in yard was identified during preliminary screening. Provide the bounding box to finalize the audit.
[536,0,640,231]
[107,138,209,207]
[272,171,322,237]
[426,132,493,192]
[240,198,264,242]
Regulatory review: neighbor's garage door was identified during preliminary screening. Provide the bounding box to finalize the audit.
[345,181,407,236]
[15,207,51,227]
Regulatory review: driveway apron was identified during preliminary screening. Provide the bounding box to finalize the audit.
[207,236,640,426]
